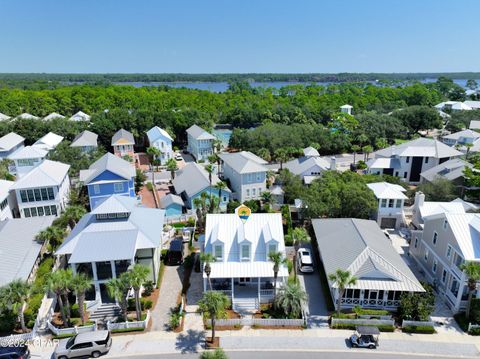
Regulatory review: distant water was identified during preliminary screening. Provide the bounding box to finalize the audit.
[112,79,477,93]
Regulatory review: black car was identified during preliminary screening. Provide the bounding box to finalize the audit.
[0,344,30,358]
[167,239,184,265]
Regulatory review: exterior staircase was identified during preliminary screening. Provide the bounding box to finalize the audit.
[89,304,122,323]
[233,297,258,313]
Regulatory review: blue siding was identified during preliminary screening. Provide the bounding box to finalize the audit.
[86,170,135,209]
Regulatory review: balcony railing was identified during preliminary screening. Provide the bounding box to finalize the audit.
[341,298,400,307]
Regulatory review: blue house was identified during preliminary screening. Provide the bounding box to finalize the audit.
[146,126,174,165]
[172,162,231,210]
[79,153,136,209]
[186,125,216,161]
[159,194,184,217]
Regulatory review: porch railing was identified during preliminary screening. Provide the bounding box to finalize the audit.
[341,298,400,307]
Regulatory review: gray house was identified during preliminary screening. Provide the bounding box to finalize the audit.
[70,130,98,154]
[313,218,424,310]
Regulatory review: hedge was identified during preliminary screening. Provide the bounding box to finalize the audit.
[402,325,435,334]
[111,327,145,334]
[469,327,480,336]
[353,306,389,316]
[330,323,395,332]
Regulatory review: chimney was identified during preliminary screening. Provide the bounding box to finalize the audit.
[414,191,425,210]
[330,157,337,171]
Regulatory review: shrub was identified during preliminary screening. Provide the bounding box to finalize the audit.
[142,281,154,297]
[454,312,470,332]
[331,323,394,332]
[70,303,80,318]
[111,327,144,333]
[287,259,293,274]
[146,182,154,191]
[0,309,17,333]
[186,217,195,227]
[469,327,480,336]
[469,298,480,324]
[402,325,435,334]
[142,299,153,310]
[353,306,389,317]
[356,160,367,170]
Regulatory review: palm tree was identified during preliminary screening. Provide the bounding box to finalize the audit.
[71,273,92,325]
[351,145,360,165]
[275,281,308,319]
[126,264,150,321]
[213,181,227,211]
[62,205,86,230]
[3,280,31,332]
[197,291,229,343]
[200,253,216,290]
[261,191,272,206]
[36,226,66,250]
[147,146,162,186]
[291,227,310,279]
[204,164,215,211]
[328,269,358,316]
[107,273,130,321]
[460,261,480,318]
[465,143,474,160]
[44,270,72,327]
[274,148,289,170]
[268,252,287,303]
[257,148,271,162]
[193,192,209,230]
[166,158,178,180]
[362,145,373,162]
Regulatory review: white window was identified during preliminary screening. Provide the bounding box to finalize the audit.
[395,200,402,208]
[443,220,448,229]
[425,157,429,164]
[214,245,223,260]
[433,232,438,245]
[114,182,124,192]
[93,184,100,194]
[258,188,262,196]
[252,188,256,197]
[446,245,452,259]
[432,259,437,273]
[381,199,387,208]
[442,269,447,283]
[414,237,418,248]
[241,244,250,261]
[424,249,429,262]
[246,189,250,197]
[268,243,277,255]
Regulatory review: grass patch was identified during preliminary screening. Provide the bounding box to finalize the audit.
[157,261,165,289]
[52,333,75,340]
[172,222,186,228]
[111,327,145,333]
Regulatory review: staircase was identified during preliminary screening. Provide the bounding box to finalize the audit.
[233,297,258,313]
[89,304,122,322]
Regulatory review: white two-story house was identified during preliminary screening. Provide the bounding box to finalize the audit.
[9,146,48,178]
[186,125,215,161]
[0,180,14,221]
[146,126,174,165]
[367,138,463,184]
[409,211,480,313]
[10,160,70,218]
[219,151,268,203]
[442,129,480,148]
[202,206,288,312]
[283,147,332,184]
[367,182,407,229]
[0,132,24,159]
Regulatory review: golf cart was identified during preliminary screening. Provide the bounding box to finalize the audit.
[349,326,379,349]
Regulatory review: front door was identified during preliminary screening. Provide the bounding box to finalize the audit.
[409,157,423,182]
[100,283,116,303]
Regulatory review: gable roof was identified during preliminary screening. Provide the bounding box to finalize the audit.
[69,111,91,122]
[464,100,480,110]
[469,120,480,130]
[9,146,48,160]
[375,137,462,159]
[0,216,55,286]
[367,182,408,200]
[219,151,268,174]
[43,112,65,121]
[160,194,184,208]
[418,201,465,219]
[442,129,480,141]
[312,218,424,292]
[11,160,70,189]
[79,152,135,184]
[71,130,98,148]
[186,125,215,140]
[56,195,165,263]
[33,132,64,150]
[147,126,173,143]
[15,113,39,120]
[173,162,229,198]
[420,158,473,182]
[112,128,135,146]
[0,132,24,152]
[204,213,288,279]
[283,156,330,176]
[303,146,320,157]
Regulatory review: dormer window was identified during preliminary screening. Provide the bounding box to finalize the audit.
[214,244,223,260]
[268,243,277,256]
[241,243,250,261]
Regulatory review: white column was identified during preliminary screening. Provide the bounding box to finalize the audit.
[258,277,261,304]
[110,261,116,279]
[203,277,207,292]
[70,263,77,275]
[91,262,101,302]
[231,278,234,302]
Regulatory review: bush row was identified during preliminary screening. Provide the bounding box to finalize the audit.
[330,323,395,332]
[402,325,435,334]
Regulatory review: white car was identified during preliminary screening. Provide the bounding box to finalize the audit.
[175,154,183,161]
[297,248,314,273]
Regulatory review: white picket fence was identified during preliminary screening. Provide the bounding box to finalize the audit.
[401,318,435,328]
[216,317,304,327]
[0,331,36,344]
[47,321,97,336]
[331,317,394,327]
[106,310,151,331]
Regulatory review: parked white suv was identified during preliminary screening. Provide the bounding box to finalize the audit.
[297,248,314,273]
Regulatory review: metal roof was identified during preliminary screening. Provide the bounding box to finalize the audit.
[442,129,480,141]
[186,124,215,140]
[203,213,288,279]
[11,160,70,189]
[219,151,268,174]
[367,182,408,200]
[303,146,320,157]
[283,156,330,176]
[69,111,91,122]
[0,216,55,286]
[419,201,465,219]
[0,179,14,201]
[33,132,64,150]
[0,112,11,121]
[56,195,165,263]
[442,213,480,261]
[374,138,462,159]
[0,132,24,152]
[111,128,135,146]
[464,101,480,110]
[79,153,135,183]
[146,126,173,142]
[9,146,48,160]
[91,195,137,215]
[173,162,229,198]
[420,158,472,182]
[366,157,401,170]
[469,120,480,130]
[70,130,98,148]
[15,113,39,120]
[43,113,65,121]
[160,194,184,208]
[312,218,424,293]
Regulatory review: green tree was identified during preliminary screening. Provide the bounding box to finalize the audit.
[62,205,87,230]
[147,146,162,185]
[197,291,229,343]
[362,145,373,161]
[274,148,290,170]
[466,79,478,91]
[328,269,357,316]
[2,280,31,332]
[460,261,480,319]
[391,106,442,137]
[44,269,73,327]
[70,273,92,326]
[107,273,130,321]
[213,181,227,211]
[135,169,146,193]
[36,226,66,250]
[417,178,457,201]
[257,148,271,162]
[268,252,287,303]
[126,264,150,321]
[275,282,308,319]
[351,144,360,165]
[398,282,435,321]
[166,158,178,180]
[200,253,216,290]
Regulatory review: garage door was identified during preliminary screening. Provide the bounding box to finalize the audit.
[380,217,396,229]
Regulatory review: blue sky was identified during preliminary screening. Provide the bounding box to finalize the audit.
[0,0,479,73]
